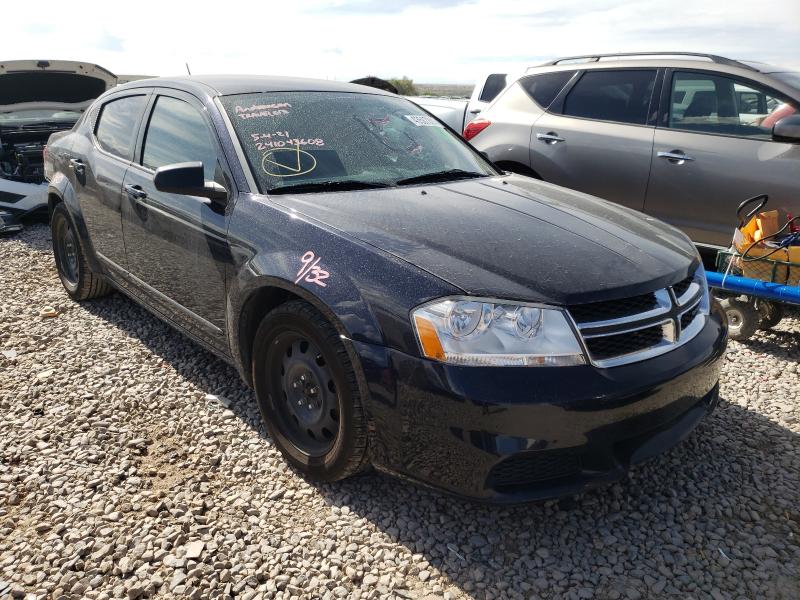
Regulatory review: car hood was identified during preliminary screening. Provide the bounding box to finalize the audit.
[0,60,117,113]
[273,175,698,305]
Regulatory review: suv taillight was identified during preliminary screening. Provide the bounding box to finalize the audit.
[463,119,491,141]
[43,145,48,163]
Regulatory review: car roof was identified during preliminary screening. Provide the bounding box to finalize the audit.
[115,75,395,97]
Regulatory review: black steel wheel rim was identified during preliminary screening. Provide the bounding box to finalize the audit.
[56,217,79,286]
[268,331,341,456]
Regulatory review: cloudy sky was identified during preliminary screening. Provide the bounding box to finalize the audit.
[7,0,800,84]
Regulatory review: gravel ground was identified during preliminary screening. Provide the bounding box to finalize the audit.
[1,224,799,600]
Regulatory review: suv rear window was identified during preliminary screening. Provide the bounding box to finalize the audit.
[95,95,148,160]
[519,71,576,108]
[563,69,656,125]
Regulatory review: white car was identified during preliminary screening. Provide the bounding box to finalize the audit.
[410,71,518,133]
[0,60,117,232]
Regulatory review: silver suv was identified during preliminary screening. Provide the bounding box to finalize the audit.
[467,52,800,248]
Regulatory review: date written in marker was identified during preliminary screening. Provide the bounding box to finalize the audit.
[296,251,330,287]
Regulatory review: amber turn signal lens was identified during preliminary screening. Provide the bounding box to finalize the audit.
[414,315,446,361]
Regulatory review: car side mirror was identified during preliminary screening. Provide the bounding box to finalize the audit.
[772,114,800,143]
[153,161,228,202]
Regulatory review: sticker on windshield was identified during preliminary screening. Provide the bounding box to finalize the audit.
[404,115,443,127]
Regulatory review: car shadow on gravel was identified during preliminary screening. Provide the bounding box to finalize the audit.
[312,397,800,599]
[76,290,800,599]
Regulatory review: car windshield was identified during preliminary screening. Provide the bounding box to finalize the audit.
[220,91,496,193]
[0,108,82,128]
[773,72,800,90]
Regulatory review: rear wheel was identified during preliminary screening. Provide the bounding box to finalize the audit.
[50,203,112,300]
[251,300,369,481]
[720,297,758,341]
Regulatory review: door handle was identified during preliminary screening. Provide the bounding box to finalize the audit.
[469,108,481,114]
[536,132,565,144]
[657,150,695,164]
[124,184,148,200]
[68,158,85,175]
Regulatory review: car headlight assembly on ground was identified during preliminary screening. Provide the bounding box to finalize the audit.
[412,297,586,366]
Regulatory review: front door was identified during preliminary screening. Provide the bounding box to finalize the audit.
[121,92,232,344]
[531,68,659,211]
[644,69,800,247]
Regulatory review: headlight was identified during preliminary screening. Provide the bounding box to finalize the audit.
[695,264,711,315]
[411,297,585,366]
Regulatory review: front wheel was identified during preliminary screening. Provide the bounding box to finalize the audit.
[251,300,369,481]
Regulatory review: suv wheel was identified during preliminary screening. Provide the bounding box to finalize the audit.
[252,300,369,481]
[51,203,112,300]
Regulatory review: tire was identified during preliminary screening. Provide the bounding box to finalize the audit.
[720,297,759,341]
[756,300,784,330]
[251,300,369,482]
[50,203,113,301]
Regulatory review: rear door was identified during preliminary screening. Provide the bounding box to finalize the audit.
[74,92,150,268]
[644,69,800,246]
[531,68,660,211]
[121,90,233,346]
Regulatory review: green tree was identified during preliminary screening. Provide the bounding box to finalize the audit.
[388,76,418,95]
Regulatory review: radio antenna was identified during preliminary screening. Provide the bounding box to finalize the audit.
[185,62,192,76]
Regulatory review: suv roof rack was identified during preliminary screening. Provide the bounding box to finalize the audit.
[545,52,758,72]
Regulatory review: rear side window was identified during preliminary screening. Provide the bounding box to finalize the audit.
[95,95,148,160]
[519,71,576,108]
[563,69,657,125]
[667,71,797,139]
[478,74,507,102]
[141,96,218,180]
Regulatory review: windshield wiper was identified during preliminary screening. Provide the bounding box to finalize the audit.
[268,180,392,195]
[395,169,486,186]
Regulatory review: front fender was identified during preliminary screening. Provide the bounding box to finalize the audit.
[226,194,460,373]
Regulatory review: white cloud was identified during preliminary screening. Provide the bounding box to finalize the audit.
[4,0,799,84]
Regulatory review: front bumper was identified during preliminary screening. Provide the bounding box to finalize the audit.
[357,302,727,503]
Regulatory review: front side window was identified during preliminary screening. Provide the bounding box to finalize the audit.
[220,92,496,193]
[95,95,148,160]
[142,96,218,180]
[667,71,798,139]
[519,70,576,108]
[563,69,657,125]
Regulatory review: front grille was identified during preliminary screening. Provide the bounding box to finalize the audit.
[566,268,704,367]
[569,292,658,324]
[672,275,694,299]
[584,324,665,361]
[488,451,581,490]
[680,304,700,330]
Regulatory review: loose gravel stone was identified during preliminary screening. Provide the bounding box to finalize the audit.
[1,224,799,599]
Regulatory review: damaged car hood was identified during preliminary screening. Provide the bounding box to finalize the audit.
[0,60,117,114]
[273,175,699,305]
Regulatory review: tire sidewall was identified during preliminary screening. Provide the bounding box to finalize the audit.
[51,205,82,297]
[252,307,362,480]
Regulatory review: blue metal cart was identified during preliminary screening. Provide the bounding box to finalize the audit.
[705,195,800,340]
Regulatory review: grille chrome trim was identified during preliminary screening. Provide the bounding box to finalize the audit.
[675,281,701,306]
[568,271,707,368]
[576,289,672,330]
